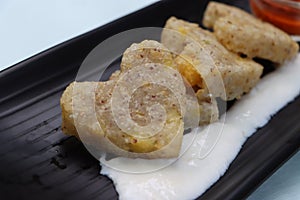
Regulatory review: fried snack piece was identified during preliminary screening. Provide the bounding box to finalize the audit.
[161,18,221,124]
[162,17,263,100]
[60,64,185,159]
[162,17,215,55]
[120,40,177,71]
[61,81,98,138]
[119,39,204,125]
[196,89,219,125]
[203,1,253,29]
[203,1,299,64]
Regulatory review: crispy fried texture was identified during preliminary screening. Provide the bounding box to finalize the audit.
[120,39,213,125]
[61,82,99,138]
[121,40,177,71]
[196,89,219,125]
[203,1,299,64]
[60,78,184,159]
[61,40,189,158]
[162,17,263,100]
[203,1,254,29]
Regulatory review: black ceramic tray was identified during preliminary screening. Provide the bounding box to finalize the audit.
[1,0,299,199]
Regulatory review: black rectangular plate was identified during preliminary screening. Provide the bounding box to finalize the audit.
[0,0,299,199]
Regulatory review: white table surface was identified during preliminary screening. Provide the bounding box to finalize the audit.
[0,0,158,71]
[0,1,299,200]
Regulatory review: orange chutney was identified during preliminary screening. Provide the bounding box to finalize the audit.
[250,0,300,35]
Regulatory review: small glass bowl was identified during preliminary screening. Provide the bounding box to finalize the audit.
[249,0,300,35]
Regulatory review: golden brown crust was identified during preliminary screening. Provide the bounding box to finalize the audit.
[60,71,185,158]
[61,39,191,159]
[203,1,254,29]
[60,82,100,138]
[203,1,299,64]
[213,15,299,64]
[162,17,263,100]
[61,83,75,136]
[196,89,219,125]
[120,40,177,71]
